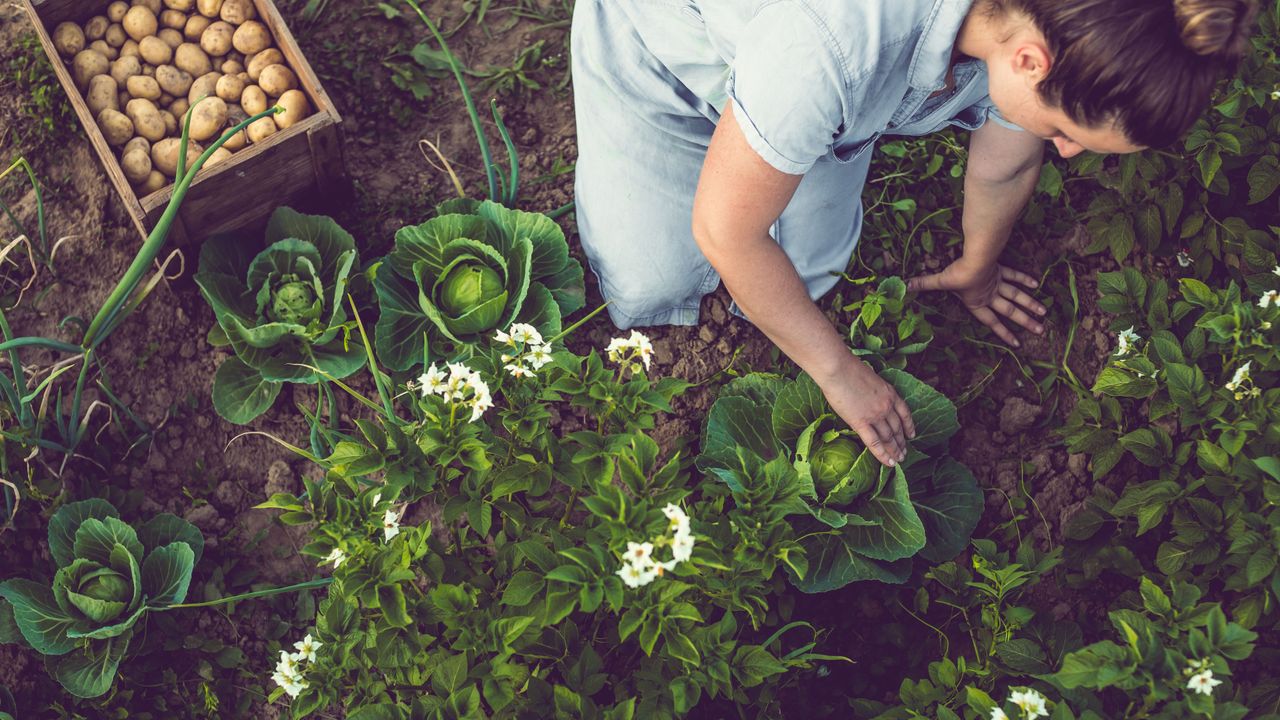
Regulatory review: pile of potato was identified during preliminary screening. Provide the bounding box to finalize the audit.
[51,0,312,195]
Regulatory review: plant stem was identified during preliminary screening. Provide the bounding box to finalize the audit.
[159,577,333,610]
[404,0,498,201]
[81,108,281,350]
[547,302,609,345]
[0,336,82,354]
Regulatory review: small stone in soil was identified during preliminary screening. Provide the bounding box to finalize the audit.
[184,503,221,532]
[999,396,1043,435]
[265,459,296,497]
[698,325,715,344]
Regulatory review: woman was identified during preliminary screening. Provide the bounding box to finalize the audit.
[571,0,1258,467]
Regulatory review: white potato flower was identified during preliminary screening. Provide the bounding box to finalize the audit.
[526,344,554,369]
[671,532,695,563]
[292,634,320,663]
[323,547,346,568]
[383,508,401,541]
[1259,290,1278,309]
[509,323,543,345]
[1226,361,1252,391]
[1115,326,1140,356]
[617,561,657,588]
[1008,689,1048,719]
[1187,669,1222,696]
[494,328,513,345]
[505,363,533,379]
[662,503,690,535]
[1176,251,1192,268]
[418,364,447,396]
[991,710,1009,720]
[626,541,654,566]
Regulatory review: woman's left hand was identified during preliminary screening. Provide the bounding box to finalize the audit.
[907,257,1046,348]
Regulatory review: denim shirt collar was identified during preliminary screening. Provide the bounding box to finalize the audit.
[905,0,974,91]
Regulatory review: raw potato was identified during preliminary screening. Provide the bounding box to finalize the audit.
[120,39,140,58]
[220,59,244,74]
[274,89,308,129]
[164,0,194,10]
[246,115,276,144]
[86,74,120,116]
[88,41,118,61]
[175,43,212,77]
[121,5,156,41]
[185,15,213,42]
[123,136,151,157]
[151,137,203,177]
[231,21,270,55]
[239,84,266,114]
[245,48,282,81]
[214,73,245,103]
[127,74,162,100]
[121,149,151,183]
[139,37,171,65]
[104,23,127,48]
[257,65,296,97]
[188,72,221,103]
[85,16,110,41]
[53,22,86,57]
[219,0,255,25]
[157,28,183,48]
[159,91,173,104]
[72,50,110,90]
[160,109,178,135]
[110,55,142,87]
[207,147,232,166]
[159,9,186,29]
[141,170,166,193]
[197,0,222,18]
[131,0,162,14]
[126,98,166,141]
[200,21,234,56]
[143,64,156,76]
[227,50,244,65]
[186,96,227,141]
[97,108,133,145]
[156,64,193,96]
[118,89,130,108]
[222,105,248,150]
[169,97,190,118]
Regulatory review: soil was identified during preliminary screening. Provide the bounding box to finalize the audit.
[0,1,1147,717]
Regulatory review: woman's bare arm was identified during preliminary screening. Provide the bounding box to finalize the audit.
[692,104,915,466]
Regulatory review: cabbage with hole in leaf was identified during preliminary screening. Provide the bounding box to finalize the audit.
[195,207,363,424]
[374,199,585,371]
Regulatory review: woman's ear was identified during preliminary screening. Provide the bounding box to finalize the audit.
[1011,41,1053,84]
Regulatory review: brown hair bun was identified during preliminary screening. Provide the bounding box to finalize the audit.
[1173,0,1259,58]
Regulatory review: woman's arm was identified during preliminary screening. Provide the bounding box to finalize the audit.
[908,120,1048,346]
[692,104,915,467]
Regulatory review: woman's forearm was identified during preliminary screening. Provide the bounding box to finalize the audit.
[696,228,853,383]
[959,163,1040,265]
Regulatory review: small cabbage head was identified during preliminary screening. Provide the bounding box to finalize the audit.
[811,436,861,496]
[269,278,322,325]
[438,262,504,317]
[55,558,135,625]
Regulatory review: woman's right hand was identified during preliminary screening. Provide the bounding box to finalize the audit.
[814,355,916,467]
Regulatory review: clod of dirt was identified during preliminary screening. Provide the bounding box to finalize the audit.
[184,503,222,533]
[214,480,244,510]
[265,459,296,497]
[999,396,1043,435]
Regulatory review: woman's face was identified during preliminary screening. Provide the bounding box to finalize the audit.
[985,37,1146,157]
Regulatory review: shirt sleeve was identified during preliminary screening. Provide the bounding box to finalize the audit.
[972,95,1025,132]
[726,3,850,175]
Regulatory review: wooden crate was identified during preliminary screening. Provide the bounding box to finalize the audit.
[22,0,347,244]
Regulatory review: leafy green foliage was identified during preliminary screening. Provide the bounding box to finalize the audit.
[373,200,585,372]
[697,369,980,592]
[195,207,364,424]
[0,500,202,697]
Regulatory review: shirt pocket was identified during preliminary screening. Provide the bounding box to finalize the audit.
[826,133,880,165]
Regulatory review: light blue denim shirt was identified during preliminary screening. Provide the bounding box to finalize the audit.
[616,0,1021,175]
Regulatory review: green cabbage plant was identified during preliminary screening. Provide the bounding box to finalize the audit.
[374,199,585,371]
[0,499,203,698]
[195,207,363,424]
[696,369,982,593]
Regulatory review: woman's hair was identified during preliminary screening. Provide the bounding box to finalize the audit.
[990,0,1259,147]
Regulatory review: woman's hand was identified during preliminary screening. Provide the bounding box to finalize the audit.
[908,257,1046,348]
[815,356,916,467]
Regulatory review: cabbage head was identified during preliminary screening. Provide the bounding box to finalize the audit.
[696,370,982,593]
[195,207,363,424]
[374,199,585,371]
[0,499,203,698]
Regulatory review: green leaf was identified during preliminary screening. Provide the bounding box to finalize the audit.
[912,459,982,563]
[1052,641,1134,689]
[1247,155,1280,204]
[432,652,469,696]
[137,515,204,565]
[0,580,81,655]
[790,532,912,592]
[994,638,1051,673]
[840,465,926,562]
[50,634,131,698]
[1120,429,1166,466]
[882,368,958,451]
[379,585,411,628]
[476,201,585,315]
[48,500,118,568]
[264,207,356,273]
[210,356,281,425]
[770,373,828,449]
[346,704,404,720]
[373,267,433,372]
[1246,549,1277,585]
[500,571,544,607]
[0,598,21,645]
[732,646,787,688]
[1139,577,1171,615]
[1165,363,1209,411]
[73,518,143,568]
[1092,367,1157,398]
[141,543,195,606]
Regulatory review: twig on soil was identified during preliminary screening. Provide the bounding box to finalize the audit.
[0,234,37,310]
[419,137,467,198]
[0,477,18,533]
